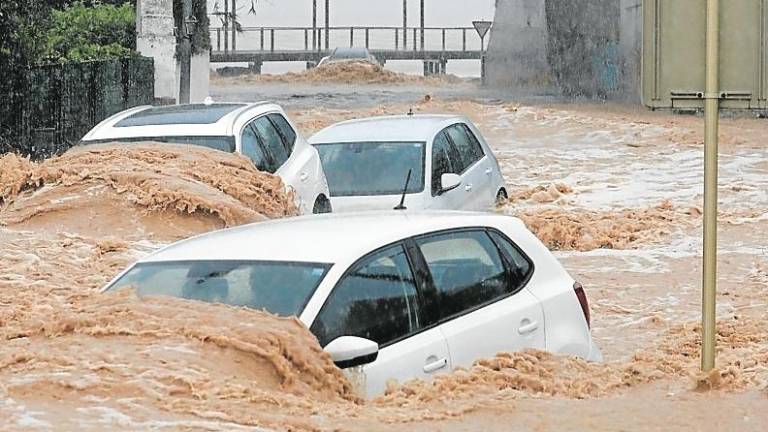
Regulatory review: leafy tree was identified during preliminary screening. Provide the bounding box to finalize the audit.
[42,2,137,62]
[0,0,139,152]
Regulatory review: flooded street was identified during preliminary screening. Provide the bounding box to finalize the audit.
[1,76,766,430]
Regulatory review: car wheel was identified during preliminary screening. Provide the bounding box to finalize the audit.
[312,195,332,214]
[495,189,508,206]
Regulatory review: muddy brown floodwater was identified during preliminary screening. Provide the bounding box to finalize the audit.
[1,88,767,431]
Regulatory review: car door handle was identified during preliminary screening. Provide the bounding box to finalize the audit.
[465,184,473,192]
[423,357,448,373]
[300,172,309,182]
[518,320,539,335]
[485,168,492,175]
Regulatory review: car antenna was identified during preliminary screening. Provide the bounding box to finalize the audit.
[393,168,413,211]
[407,108,414,116]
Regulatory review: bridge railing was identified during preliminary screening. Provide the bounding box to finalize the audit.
[210,26,484,54]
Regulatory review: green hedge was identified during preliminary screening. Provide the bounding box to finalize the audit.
[43,2,137,62]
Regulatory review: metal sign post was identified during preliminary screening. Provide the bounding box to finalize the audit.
[701,0,720,373]
[473,20,492,85]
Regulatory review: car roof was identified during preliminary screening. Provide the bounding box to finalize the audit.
[81,101,278,141]
[141,211,525,265]
[309,114,467,144]
[113,104,246,127]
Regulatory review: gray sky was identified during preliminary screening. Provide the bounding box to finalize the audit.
[209,0,495,29]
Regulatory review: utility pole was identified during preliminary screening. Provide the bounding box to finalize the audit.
[325,0,330,50]
[223,0,229,53]
[701,0,720,373]
[403,0,407,50]
[231,0,237,52]
[420,0,424,52]
[313,0,317,50]
[179,0,192,104]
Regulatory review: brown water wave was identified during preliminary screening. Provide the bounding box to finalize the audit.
[0,144,297,241]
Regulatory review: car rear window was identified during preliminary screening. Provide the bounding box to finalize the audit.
[315,141,426,197]
[80,136,236,153]
[115,104,246,127]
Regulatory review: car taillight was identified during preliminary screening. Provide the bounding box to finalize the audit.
[573,281,591,328]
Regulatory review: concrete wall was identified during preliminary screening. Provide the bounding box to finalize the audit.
[488,0,642,100]
[486,0,552,92]
[619,0,642,102]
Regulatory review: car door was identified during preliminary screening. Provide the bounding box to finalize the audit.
[309,244,450,397]
[444,124,492,210]
[413,229,545,369]
[429,130,466,210]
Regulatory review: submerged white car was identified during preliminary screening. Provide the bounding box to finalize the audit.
[317,47,380,67]
[309,115,508,212]
[104,212,601,397]
[81,102,332,214]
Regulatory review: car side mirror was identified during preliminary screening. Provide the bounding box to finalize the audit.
[324,336,379,369]
[439,173,462,194]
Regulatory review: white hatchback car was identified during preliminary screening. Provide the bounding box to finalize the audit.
[81,102,332,214]
[104,212,602,397]
[309,115,507,212]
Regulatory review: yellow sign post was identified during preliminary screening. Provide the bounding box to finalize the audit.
[701,0,720,372]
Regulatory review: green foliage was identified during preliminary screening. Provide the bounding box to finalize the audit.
[42,2,137,62]
[1,0,140,146]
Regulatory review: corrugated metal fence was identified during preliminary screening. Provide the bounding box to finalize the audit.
[0,57,154,159]
[643,0,768,110]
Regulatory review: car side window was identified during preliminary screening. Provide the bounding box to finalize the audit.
[241,124,270,172]
[311,245,422,348]
[461,124,485,160]
[253,116,289,171]
[267,113,297,155]
[488,230,533,292]
[432,131,457,194]
[445,124,484,171]
[416,230,509,320]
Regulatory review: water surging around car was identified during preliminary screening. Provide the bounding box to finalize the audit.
[1,100,768,430]
[0,144,298,240]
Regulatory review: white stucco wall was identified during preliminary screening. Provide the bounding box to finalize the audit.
[136,0,177,100]
[174,52,211,103]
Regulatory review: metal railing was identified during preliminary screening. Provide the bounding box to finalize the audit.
[211,26,482,54]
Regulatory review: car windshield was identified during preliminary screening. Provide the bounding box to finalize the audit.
[107,260,331,317]
[81,136,236,153]
[315,141,425,197]
[331,48,371,60]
